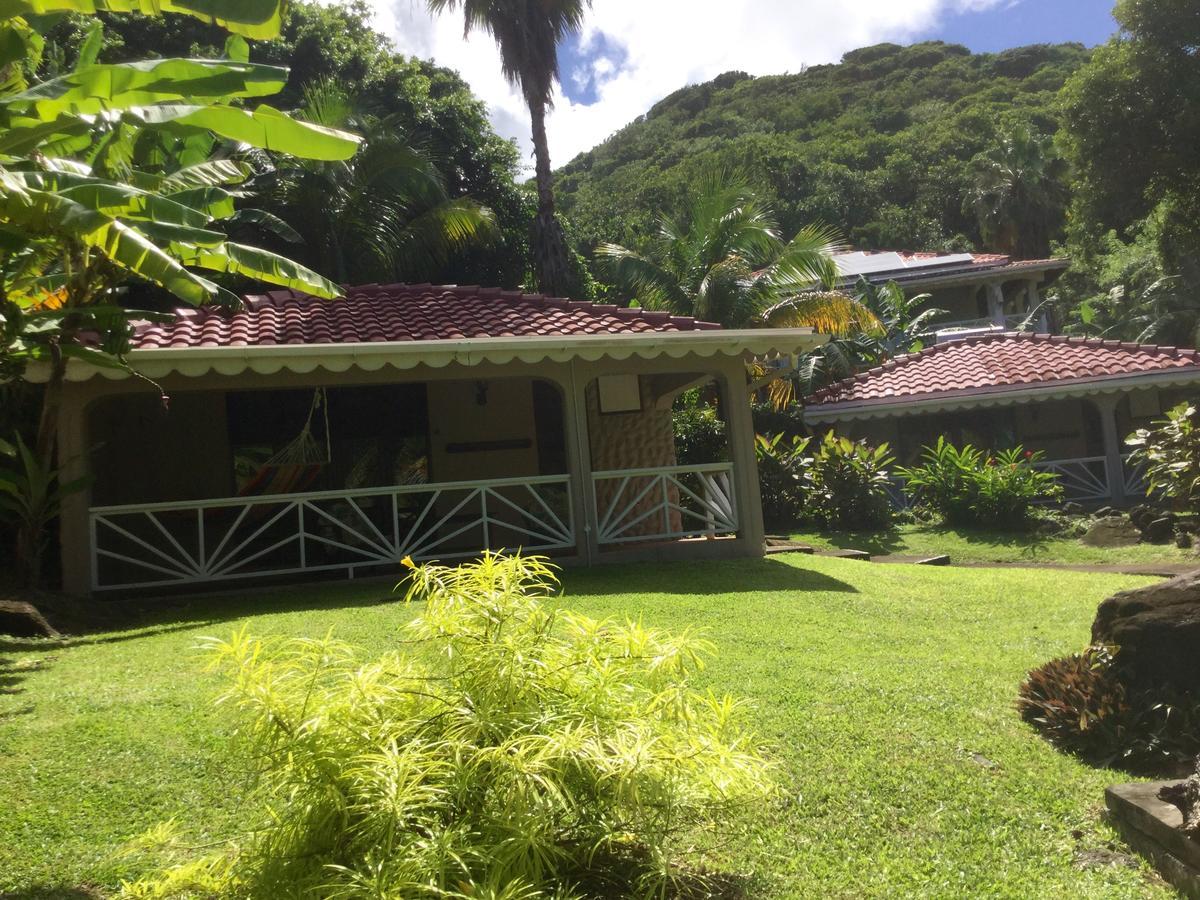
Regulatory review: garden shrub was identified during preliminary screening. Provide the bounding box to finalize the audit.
[672,403,728,465]
[897,438,1061,529]
[755,433,810,530]
[1126,401,1200,509]
[121,552,776,899]
[804,433,895,531]
[1018,645,1200,772]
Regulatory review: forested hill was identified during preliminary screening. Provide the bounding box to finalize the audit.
[556,41,1089,254]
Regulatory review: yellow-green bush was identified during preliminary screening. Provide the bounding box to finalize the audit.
[120,552,775,899]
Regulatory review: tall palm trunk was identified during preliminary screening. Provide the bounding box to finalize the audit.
[528,98,573,297]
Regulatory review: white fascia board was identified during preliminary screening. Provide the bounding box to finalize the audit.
[29,328,829,383]
[804,368,1200,424]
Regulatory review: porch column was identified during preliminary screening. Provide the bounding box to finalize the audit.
[57,386,93,595]
[1025,280,1050,332]
[986,282,1006,328]
[1092,394,1127,506]
[720,364,765,557]
[564,361,599,564]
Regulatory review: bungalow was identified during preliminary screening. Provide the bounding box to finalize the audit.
[803,332,1200,507]
[833,249,1070,336]
[35,283,826,595]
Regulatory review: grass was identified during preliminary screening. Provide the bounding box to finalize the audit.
[0,556,1173,898]
[790,521,1195,567]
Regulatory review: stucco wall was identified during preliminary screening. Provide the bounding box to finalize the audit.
[427,377,540,482]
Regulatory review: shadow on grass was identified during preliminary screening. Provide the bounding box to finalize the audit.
[806,527,906,556]
[924,524,1052,560]
[563,556,859,596]
[0,887,104,899]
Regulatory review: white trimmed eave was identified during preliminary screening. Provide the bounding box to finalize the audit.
[26,328,829,383]
[804,368,1200,424]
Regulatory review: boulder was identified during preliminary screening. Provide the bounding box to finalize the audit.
[1095,506,1124,519]
[0,599,60,638]
[1177,531,1194,550]
[1092,569,1200,691]
[1144,517,1177,544]
[1082,518,1142,547]
[1062,501,1085,516]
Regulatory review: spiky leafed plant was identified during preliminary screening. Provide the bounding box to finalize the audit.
[595,172,877,334]
[253,81,496,285]
[965,124,1069,258]
[427,0,588,297]
[120,552,777,899]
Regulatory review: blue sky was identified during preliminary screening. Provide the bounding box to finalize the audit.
[379,0,1121,165]
[914,0,1117,55]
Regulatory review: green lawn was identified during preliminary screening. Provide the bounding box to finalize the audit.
[791,522,1195,567]
[0,556,1172,898]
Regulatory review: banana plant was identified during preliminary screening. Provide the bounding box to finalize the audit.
[0,3,364,585]
[0,432,89,587]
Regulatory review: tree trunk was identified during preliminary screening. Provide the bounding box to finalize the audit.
[528,99,574,297]
[25,342,66,590]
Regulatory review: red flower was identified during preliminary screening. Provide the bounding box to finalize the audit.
[1024,450,1033,459]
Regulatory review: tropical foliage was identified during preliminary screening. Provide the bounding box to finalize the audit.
[252,80,495,285]
[595,171,876,333]
[0,4,363,582]
[1125,402,1200,510]
[897,439,1061,529]
[963,124,1068,259]
[754,432,810,530]
[46,1,533,288]
[1019,644,1200,772]
[803,433,895,531]
[122,552,776,899]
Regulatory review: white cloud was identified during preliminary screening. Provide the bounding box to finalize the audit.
[344,1,1008,172]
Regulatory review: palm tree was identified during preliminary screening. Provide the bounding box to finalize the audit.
[594,172,877,334]
[965,125,1070,258]
[252,82,495,285]
[428,0,587,296]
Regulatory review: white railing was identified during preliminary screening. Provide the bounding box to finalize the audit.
[935,313,1048,335]
[592,463,737,546]
[89,475,574,590]
[1121,453,1148,499]
[1033,455,1111,503]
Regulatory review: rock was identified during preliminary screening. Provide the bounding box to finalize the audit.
[0,599,60,638]
[1129,504,1155,530]
[1081,518,1142,547]
[1177,531,1194,550]
[1093,569,1200,691]
[1095,506,1123,519]
[1062,501,1084,516]
[1144,517,1176,544]
[916,554,951,566]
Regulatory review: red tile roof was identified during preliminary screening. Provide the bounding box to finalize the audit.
[130,283,722,350]
[806,333,1200,409]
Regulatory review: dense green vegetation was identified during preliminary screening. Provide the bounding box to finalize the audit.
[790,523,1193,567]
[47,1,534,289]
[556,41,1089,255]
[0,556,1171,897]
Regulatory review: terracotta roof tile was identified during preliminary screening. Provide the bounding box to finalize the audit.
[128,283,722,350]
[806,333,1200,407]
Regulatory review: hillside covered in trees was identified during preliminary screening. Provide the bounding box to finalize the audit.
[556,41,1089,256]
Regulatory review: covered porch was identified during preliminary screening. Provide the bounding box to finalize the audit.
[45,284,824,594]
[803,333,1200,508]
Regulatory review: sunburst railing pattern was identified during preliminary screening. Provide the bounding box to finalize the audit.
[89,475,574,590]
[592,463,737,546]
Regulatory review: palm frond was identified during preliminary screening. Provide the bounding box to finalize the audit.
[758,290,881,337]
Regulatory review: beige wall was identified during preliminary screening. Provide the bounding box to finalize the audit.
[428,377,540,483]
